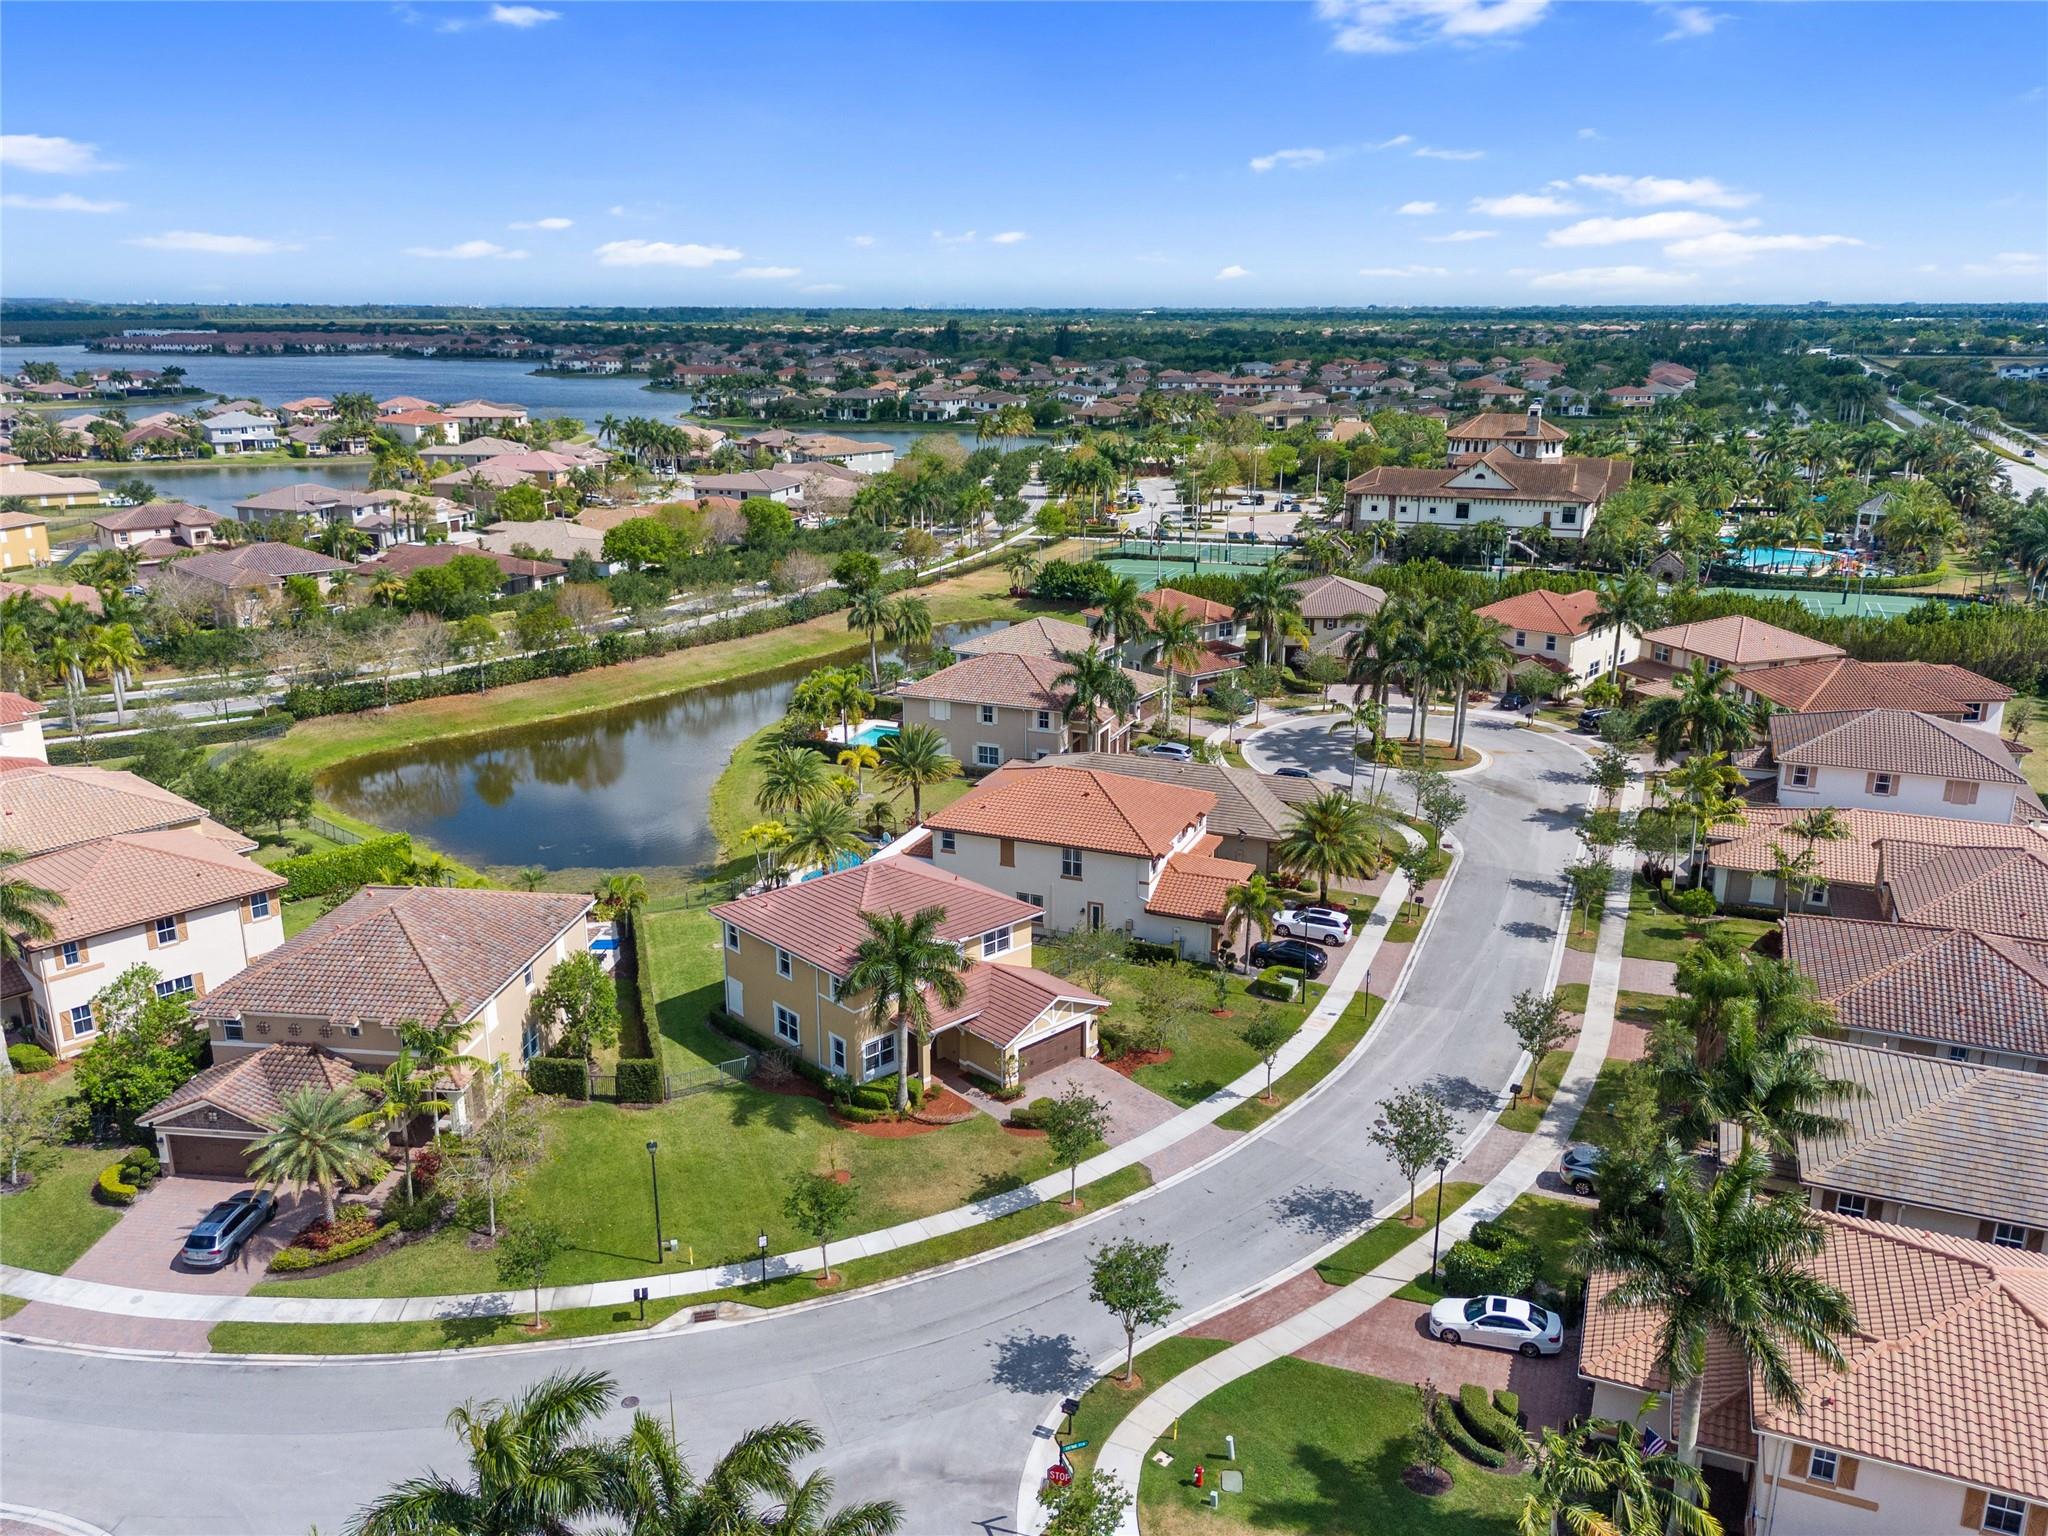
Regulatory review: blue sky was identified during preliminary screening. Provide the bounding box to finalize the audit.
[3,1,2044,307]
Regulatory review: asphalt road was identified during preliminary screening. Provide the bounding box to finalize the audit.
[0,711,1589,1536]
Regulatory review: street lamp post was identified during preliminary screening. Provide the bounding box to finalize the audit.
[1428,1156,1452,1284]
[645,1140,664,1263]
[758,1230,770,1285]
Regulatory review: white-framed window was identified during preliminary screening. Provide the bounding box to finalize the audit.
[773,1004,801,1047]
[1653,644,1671,663]
[522,1019,543,1060]
[724,922,741,952]
[1513,630,1527,647]
[60,941,81,967]
[1016,892,1045,921]
[154,915,181,945]
[1805,883,1829,908]
[1061,846,1083,879]
[223,1018,245,1041]
[1559,509,1577,525]
[67,1003,95,1036]
[927,699,951,721]
[979,703,997,725]
[1035,709,1053,731]
[1949,1045,1972,1062]
[1543,634,1557,652]
[1834,1193,1868,1219]
[1983,1494,2028,1536]
[347,1020,363,1037]
[250,890,272,919]
[861,1032,898,1080]
[827,973,843,1002]
[1789,765,1813,788]
[1869,773,1896,798]
[776,947,792,979]
[981,926,1013,958]
[523,965,535,991]
[976,744,1001,768]
[154,975,195,999]
[939,830,956,853]
[1807,1449,1839,1485]
[829,1034,847,1074]
[1964,702,1984,721]
[1991,1221,2031,1250]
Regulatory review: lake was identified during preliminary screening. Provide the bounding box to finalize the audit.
[319,622,1002,880]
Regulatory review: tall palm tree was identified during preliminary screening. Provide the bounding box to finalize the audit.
[1669,1006,1857,1160]
[0,849,62,963]
[84,621,145,726]
[1050,647,1138,751]
[883,594,933,658]
[1274,790,1384,904]
[1588,571,1663,682]
[1146,603,1205,742]
[845,588,892,689]
[875,723,959,824]
[1088,575,1147,654]
[1783,807,1850,911]
[1327,698,1385,795]
[349,1051,451,1199]
[756,744,833,819]
[1585,1148,1856,1476]
[1639,661,1753,764]
[350,1369,616,1536]
[597,872,649,919]
[246,1085,383,1225]
[1519,1416,1719,1536]
[1659,751,1748,878]
[1220,874,1282,970]
[1234,566,1303,669]
[1444,606,1513,755]
[782,798,866,876]
[844,906,970,1112]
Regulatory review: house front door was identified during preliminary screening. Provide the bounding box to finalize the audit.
[724,977,744,1020]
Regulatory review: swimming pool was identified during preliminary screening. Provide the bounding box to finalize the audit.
[1726,546,1835,572]
[800,850,866,881]
[850,722,899,749]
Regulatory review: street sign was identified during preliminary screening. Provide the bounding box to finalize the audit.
[1045,1465,1073,1487]
[1060,1440,1089,1453]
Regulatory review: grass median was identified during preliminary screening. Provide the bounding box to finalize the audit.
[1214,993,1382,1132]
[1313,1180,1481,1287]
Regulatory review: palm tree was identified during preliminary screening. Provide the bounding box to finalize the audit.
[1669,1005,1857,1160]
[601,1411,900,1536]
[1659,751,1748,878]
[875,724,959,824]
[1274,790,1384,904]
[1443,606,1513,756]
[1050,647,1138,751]
[816,670,874,746]
[1519,1415,1719,1536]
[782,799,866,876]
[596,872,649,920]
[1327,698,1386,795]
[1146,603,1205,742]
[883,594,933,659]
[845,588,892,688]
[349,1051,451,1199]
[1585,1147,1857,1477]
[844,906,970,1112]
[834,743,881,797]
[1588,571,1663,682]
[246,1085,384,1225]
[350,1368,616,1536]
[1220,874,1282,971]
[1783,807,1850,911]
[83,621,144,726]
[1001,545,1039,595]
[1088,575,1147,654]
[0,849,62,962]
[1639,661,1753,764]
[1234,565,1303,669]
[756,743,833,818]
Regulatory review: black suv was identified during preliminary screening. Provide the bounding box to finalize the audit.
[1248,939,1329,977]
[181,1189,276,1270]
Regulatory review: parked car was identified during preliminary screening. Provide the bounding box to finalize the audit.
[1575,708,1611,733]
[1275,905,1352,945]
[1273,766,1313,779]
[1236,494,1258,507]
[1560,1143,1602,1197]
[1248,938,1329,977]
[1500,692,1527,711]
[180,1189,277,1270]
[1428,1295,1565,1357]
[1141,741,1196,762]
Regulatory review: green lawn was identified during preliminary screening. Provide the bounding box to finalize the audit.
[1567,1061,1635,1150]
[1315,1181,1480,1286]
[706,720,976,863]
[1395,1192,1592,1306]
[210,1296,687,1355]
[1137,1358,1532,1536]
[0,1294,25,1320]
[0,1145,122,1275]
[1091,963,1313,1108]
[1496,1049,1571,1134]
[639,903,749,1071]
[1622,878,1776,964]
[1063,1334,1234,1479]
[1216,994,1380,1132]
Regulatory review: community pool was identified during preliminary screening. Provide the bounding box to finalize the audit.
[1726,545,1836,572]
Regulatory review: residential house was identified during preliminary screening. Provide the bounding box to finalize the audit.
[0,467,102,509]
[365,542,564,596]
[691,469,805,504]
[200,410,280,454]
[710,859,1106,1090]
[420,435,528,467]
[1288,573,1387,664]
[826,387,898,421]
[897,651,1159,769]
[0,579,102,616]
[136,888,595,1175]
[787,433,896,474]
[0,508,50,571]
[1582,1214,2048,1536]
[1021,750,1315,875]
[1736,658,2012,733]
[151,543,354,626]
[1447,405,1568,463]
[1344,447,1630,543]
[1090,588,1247,695]
[1603,385,1661,409]
[232,482,380,525]
[478,518,610,570]
[276,397,335,422]
[923,763,1256,959]
[1647,361,1698,390]
[90,502,222,564]
[951,615,1098,662]
[376,408,459,447]
[439,399,528,435]
[1475,588,1632,683]
[0,758,241,858]
[0,692,47,761]
[1622,615,1845,697]
[1757,709,2038,824]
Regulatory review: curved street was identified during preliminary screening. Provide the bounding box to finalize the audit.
[0,711,1590,1536]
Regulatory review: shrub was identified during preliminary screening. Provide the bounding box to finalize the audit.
[707,1008,833,1088]
[1491,1388,1521,1426]
[381,1186,448,1233]
[867,1073,924,1110]
[851,1085,893,1113]
[95,1163,139,1205]
[7,1043,54,1074]
[269,1221,397,1272]
[272,834,415,900]
[615,1057,663,1104]
[526,1056,590,1099]
[989,1082,1026,1102]
[1249,966,1299,1002]
[1439,1230,1541,1303]
[1433,1392,1504,1469]
[835,1103,893,1124]
[1008,1097,1057,1130]
[1125,938,1180,966]
[409,1146,443,1191]
[298,1203,378,1252]
[1458,1383,1526,1455]
[118,1146,161,1189]
[1672,887,1717,920]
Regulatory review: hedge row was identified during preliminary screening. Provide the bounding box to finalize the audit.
[44,711,288,766]
[526,1056,590,1099]
[273,834,416,900]
[615,1058,662,1104]
[1457,1383,1527,1454]
[1433,1391,1505,1469]
[268,1221,398,1272]
[1705,561,1948,592]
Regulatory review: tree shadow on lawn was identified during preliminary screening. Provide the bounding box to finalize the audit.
[989,1329,1094,1397]
[434,1292,516,1349]
[1269,1184,1375,1239]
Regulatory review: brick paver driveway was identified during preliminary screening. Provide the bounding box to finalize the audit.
[1015,1058,1181,1146]
[63,1175,325,1296]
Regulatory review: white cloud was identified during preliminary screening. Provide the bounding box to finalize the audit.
[509,216,572,231]
[1573,173,1755,208]
[1663,230,1860,263]
[0,133,116,175]
[1658,4,1726,40]
[489,4,559,25]
[989,230,1029,245]
[798,283,847,295]
[1397,200,1439,216]
[1215,264,1252,281]
[1250,146,1328,173]
[1415,145,1485,161]
[593,239,743,268]
[734,265,801,280]
[1373,133,1415,149]
[1576,127,1601,140]
[0,192,124,213]
[1529,264,1699,290]
[1425,228,1498,243]
[1359,264,1450,277]
[406,239,527,260]
[849,234,877,247]
[1471,192,1580,217]
[1318,0,1551,54]
[1960,251,2044,275]
[607,205,629,217]
[932,229,978,245]
[130,230,302,256]
[1546,210,1748,246]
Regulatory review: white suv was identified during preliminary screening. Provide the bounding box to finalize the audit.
[1275,906,1351,945]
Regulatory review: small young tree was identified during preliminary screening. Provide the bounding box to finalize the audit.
[0,1073,63,1186]
[1564,856,1614,936]
[1038,1468,1130,1536]
[496,1218,566,1328]
[1369,1085,1456,1222]
[1040,1085,1110,1206]
[1503,989,1576,1102]
[1410,1380,1450,1478]
[1239,1007,1296,1102]
[1417,776,1468,841]
[1395,841,1436,919]
[522,951,619,1062]
[1128,961,1204,1057]
[1585,743,1634,807]
[445,1077,546,1238]
[1088,1237,1178,1384]
[783,1170,860,1283]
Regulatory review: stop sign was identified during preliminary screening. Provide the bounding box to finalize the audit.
[1046,1464,1073,1487]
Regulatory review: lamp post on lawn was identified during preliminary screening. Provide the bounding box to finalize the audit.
[646,1140,664,1263]
[1428,1155,1452,1283]
[758,1230,770,1285]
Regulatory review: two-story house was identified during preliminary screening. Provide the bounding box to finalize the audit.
[0,507,50,571]
[137,887,594,1176]
[1736,658,2012,734]
[1446,405,1569,462]
[151,542,354,628]
[1344,449,1631,543]
[0,691,47,761]
[1761,709,2036,825]
[374,408,459,447]
[951,616,1099,663]
[1089,589,1247,696]
[1019,751,1320,876]
[897,651,1159,770]
[1474,588,1632,682]
[1622,614,1844,698]
[923,764,1257,958]
[710,859,1106,1090]
[89,502,223,571]
[199,410,280,455]
[1287,574,1387,666]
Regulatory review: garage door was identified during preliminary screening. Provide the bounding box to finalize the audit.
[1017,1023,1087,1077]
[163,1134,254,1179]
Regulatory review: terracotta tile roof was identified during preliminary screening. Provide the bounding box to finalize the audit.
[951,616,1096,660]
[712,860,1038,978]
[91,502,220,533]
[1475,587,1603,637]
[928,961,1108,1049]
[368,544,565,581]
[0,691,44,725]
[1022,752,1301,842]
[1782,915,2048,1059]
[1146,849,1258,924]
[166,543,353,589]
[897,652,1154,714]
[1447,409,1570,443]
[1793,1039,2048,1230]
[1740,657,2008,716]
[1587,1216,2048,1501]
[10,829,282,947]
[1139,587,1237,625]
[1880,841,2048,940]
[1707,807,2047,888]
[1291,574,1386,621]
[0,760,238,857]
[194,887,593,1028]
[138,1044,362,1132]
[1769,709,2027,787]
[927,765,1215,858]
[1639,614,1844,667]
[0,579,103,614]
[1344,448,1633,505]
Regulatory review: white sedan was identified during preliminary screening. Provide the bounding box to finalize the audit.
[1427,1295,1564,1357]
[1274,906,1352,945]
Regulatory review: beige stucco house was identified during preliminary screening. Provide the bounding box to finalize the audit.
[897,651,1158,771]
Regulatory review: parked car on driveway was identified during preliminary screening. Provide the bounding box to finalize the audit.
[1575,708,1611,733]
[1248,938,1329,977]
[1560,1143,1602,1197]
[180,1189,276,1270]
[1427,1294,1564,1357]
[1142,741,1195,762]
[1275,905,1352,945]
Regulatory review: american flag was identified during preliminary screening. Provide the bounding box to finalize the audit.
[1642,1428,1672,1457]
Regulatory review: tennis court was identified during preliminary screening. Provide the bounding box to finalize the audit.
[1092,537,1292,589]
[1701,585,1965,618]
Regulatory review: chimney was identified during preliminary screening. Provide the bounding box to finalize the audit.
[1526,400,1543,435]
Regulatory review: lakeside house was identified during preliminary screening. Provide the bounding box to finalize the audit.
[199,410,281,455]
[897,651,1160,768]
[90,502,223,565]
[0,466,102,509]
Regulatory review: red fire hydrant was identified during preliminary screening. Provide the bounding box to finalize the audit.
[1194,1464,1205,1489]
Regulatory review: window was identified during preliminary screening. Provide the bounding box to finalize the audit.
[829,1034,847,1074]
[154,975,195,999]
[773,1004,801,1047]
[1454,501,1471,520]
[724,922,741,952]
[981,926,1013,959]
[154,915,181,945]
[828,973,843,1002]
[346,1020,362,1037]
[776,947,792,979]
[1964,702,1984,721]
[223,1018,245,1041]
[1705,659,1722,675]
[1035,709,1052,731]
[1807,1449,1839,1485]
[1805,883,1829,908]
[1513,630,1527,647]
[1789,765,1813,788]
[1016,892,1045,921]
[523,965,535,991]
[1559,510,1577,526]
[861,1032,897,1080]
[1992,1222,2031,1250]
[1983,1495,2027,1536]
[976,744,1001,768]
[979,704,997,725]
[939,830,956,854]
[249,891,272,920]
[927,699,951,721]
[60,941,80,967]
[1653,644,1671,663]
[67,1003,95,1036]
[1061,847,1084,879]
[1949,1045,1973,1062]
[1944,779,1980,806]
[1543,635,1557,652]
[521,1020,542,1060]
[1833,1193,1868,1219]
[1868,773,1897,798]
